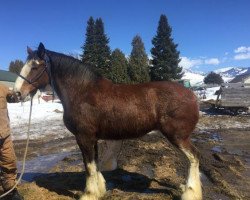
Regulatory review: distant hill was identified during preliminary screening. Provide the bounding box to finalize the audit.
[182,69,205,86]
[182,67,250,86]
[214,67,249,82]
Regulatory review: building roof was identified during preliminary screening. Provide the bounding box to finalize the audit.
[0,70,18,82]
[230,73,250,83]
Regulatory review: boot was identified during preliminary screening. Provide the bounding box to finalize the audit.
[2,189,23,200]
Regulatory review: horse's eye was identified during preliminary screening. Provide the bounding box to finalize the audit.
[32,67,38,70]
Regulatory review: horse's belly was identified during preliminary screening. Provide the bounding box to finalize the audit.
[97,116,157,140]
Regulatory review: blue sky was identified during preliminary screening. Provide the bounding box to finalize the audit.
[0,0,250,72]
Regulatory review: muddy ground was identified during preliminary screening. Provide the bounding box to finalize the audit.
[1,112,250,200]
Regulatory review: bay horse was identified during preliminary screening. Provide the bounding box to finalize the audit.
[14,43,202,200]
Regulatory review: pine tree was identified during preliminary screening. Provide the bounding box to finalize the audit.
[81,17,96,66]
[150,14,182,81]
[110,49,130,83]
[9,60,24,74]
[204,72,224,84]
[94,18,111,78]
[128,35,150,83]
[81,17,112,78]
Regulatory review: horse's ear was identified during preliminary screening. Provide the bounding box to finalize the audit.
[27,46,33,55]
[38,42,46,59]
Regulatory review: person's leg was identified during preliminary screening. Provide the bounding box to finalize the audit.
[0,135,17,192]
[0,135,23,200]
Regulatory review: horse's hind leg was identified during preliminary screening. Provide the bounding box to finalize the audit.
[76,135,106,200]
[161,124,202,200]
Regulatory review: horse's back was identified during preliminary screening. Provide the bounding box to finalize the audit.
[91,79,198,121]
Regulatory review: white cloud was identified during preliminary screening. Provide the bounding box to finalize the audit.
[204,58,220,65]
[234,46,250,53]
[234,46,250,60]
[179,57,202,69]
[180,56,220,69]
[234,53,250,60]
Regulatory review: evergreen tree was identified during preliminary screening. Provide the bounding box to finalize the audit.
[204,72,224,84]
[94,18,111,78]
[81,17,111,78]
[8,60,24,74]
[81,17,96,66]
[110,49,130,83]
[150,14,182,81]
[128,35,150,83]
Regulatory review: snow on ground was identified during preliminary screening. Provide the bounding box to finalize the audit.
[195,86,220,101]
[8,99,63,124]
[205,87,220,100]
[8,99,71,140]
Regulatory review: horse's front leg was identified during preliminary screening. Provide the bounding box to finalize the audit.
[76,135,106,200]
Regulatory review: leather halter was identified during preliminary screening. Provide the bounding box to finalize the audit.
[18,55,51,86]
[17,53,55,100]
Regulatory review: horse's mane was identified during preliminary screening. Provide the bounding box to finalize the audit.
[45,50,101,83]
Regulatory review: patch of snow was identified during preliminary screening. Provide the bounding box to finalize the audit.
[8,100,63,124]
[195,87,220,101]
[214,67,233,73]
[204,87,220,100]
[8,100,71,140]
[182,71,205,86]
[239,69,248,75]
[221,76,233,83]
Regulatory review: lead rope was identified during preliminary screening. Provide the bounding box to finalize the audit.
[0,97,33,199]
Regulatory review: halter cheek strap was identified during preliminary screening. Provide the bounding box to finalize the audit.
[44,54,55,101]
[44,54,53,86]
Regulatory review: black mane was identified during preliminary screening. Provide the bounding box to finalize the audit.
[29,50,101,83]
[48,50,102,82]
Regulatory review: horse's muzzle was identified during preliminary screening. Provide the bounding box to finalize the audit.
[6,92,21,103]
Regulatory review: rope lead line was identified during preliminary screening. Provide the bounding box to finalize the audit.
[0,97,33,199]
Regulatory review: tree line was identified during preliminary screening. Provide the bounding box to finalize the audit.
[80,15,182,83]
[9,15,184,83]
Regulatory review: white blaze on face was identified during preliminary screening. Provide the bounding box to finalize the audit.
[14,60,32,92]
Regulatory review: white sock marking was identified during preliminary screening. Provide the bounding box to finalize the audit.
[82,161,106,200]
[181,148,202,200]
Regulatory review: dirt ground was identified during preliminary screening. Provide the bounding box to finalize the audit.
[1,113,250,200]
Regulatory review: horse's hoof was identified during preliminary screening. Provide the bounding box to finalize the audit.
[79,193,99,200]
[181,186,202,200]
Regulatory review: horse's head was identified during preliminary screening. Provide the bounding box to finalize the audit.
[14,43,50,100]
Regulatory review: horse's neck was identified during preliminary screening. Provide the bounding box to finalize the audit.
[52,75,82,101]
[50,68,93,112]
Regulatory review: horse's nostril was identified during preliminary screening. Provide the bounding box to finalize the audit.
[16,92,21,97]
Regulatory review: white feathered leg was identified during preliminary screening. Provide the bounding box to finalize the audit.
[181,148,202,200]
[80,161,106,200]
